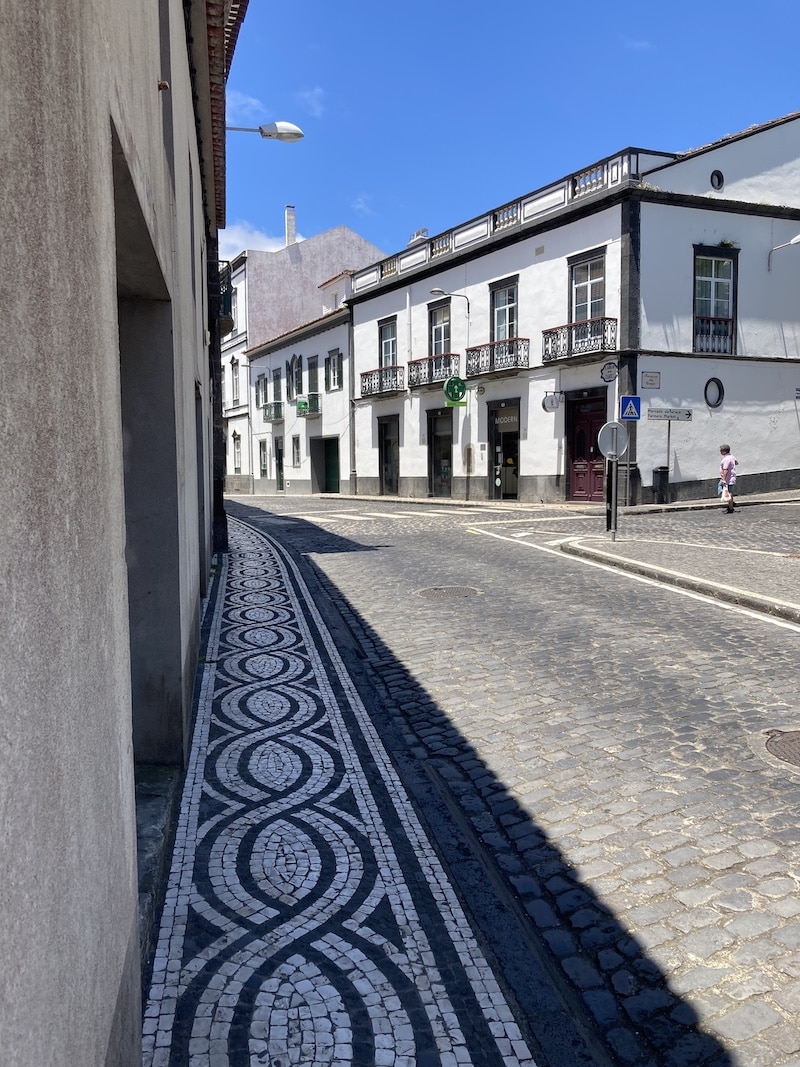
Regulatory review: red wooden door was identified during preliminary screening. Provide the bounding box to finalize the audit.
[570,403,605,502]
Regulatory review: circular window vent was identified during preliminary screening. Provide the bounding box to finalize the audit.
[710,170,725,190]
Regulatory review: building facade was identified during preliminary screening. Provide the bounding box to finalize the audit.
[248,273,355,494]
[349,114,800,504]
[221,217,384,491]
[0,1,242,1063]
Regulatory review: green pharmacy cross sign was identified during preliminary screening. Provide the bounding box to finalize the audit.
[443,376,467,407]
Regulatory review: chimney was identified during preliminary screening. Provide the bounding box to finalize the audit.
[285,205,296,246]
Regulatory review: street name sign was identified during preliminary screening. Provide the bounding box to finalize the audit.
[647,407,692,421]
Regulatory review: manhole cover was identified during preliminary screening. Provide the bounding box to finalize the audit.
[765,730,800,768]
[417,586,479,600]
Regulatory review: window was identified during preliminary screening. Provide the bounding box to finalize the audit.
[220,365,226,404]
[308,356,319,393]
[571,254,605,323]
[255,373,267,408]
[286,355,302,400]
[231,288,238,333]
[231,358,240,404]
[694,246,737,354]
[273,369,282,402]
[490,279,517,341]
[325,349,343,391]
[232,433,241,474]
[291,435,301,467]
[259,439,268,477]
[378,318,397,367]
[429,303,451,356]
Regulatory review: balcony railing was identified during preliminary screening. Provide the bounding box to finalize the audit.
[694,316,733,355]
[296,393,322,418]
[542,317,618,362]
[361,366,405,396]
[263,401,284,422]
[407,354,460,388]
[465,338,530,377]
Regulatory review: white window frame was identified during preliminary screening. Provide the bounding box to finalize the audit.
[379,319,397,367]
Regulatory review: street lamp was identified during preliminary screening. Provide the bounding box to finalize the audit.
[226,121,304,142]
[767,233,800,271]
[430,288,470,349]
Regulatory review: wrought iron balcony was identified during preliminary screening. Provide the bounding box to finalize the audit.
[296,393,322,418]
[360,366,405,396]
[263,401,284,422]
[694,316,733,355]
[465,338,530,377]
[407,354,460,388]
[542,317,618,362]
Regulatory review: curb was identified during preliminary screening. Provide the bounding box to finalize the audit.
[560,540,800,626]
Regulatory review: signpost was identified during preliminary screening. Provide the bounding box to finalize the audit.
[647,407,692,421]
[597,421,629,541]
[648,409,692,490]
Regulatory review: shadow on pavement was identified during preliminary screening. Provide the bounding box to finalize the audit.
[226,500,734,1067]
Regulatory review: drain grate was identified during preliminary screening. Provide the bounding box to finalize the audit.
[765,730,800,768]
[417,586,479,600]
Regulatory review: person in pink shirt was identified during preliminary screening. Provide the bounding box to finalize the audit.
[719,444,738,513]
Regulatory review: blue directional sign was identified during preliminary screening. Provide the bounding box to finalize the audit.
[620,395,641,420]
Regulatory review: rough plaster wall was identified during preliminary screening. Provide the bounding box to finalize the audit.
[0,0,206,1062]
[247,227,385,345]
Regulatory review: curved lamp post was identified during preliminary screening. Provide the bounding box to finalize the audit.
[768,233,800,271]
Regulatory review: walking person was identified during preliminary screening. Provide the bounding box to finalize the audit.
[719,443,738,512]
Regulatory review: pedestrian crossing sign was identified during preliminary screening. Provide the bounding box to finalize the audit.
[620,395,641,420]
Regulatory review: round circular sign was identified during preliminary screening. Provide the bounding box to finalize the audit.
[597,420,629,460]
[443,376,466,402]
[600,361,619,383]
[542,394,560,412]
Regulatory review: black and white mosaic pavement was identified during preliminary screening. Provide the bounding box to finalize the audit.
[142,519,537,1067]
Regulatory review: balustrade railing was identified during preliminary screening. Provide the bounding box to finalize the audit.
[296,393,321,417]
[263,401,284,421]
[542,318,618,361]
[694,316,733,355]
[465,338,529,376]
[360,366,405,396]
[407,354,460,387]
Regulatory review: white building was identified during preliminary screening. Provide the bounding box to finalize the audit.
[221,213,384,490]
[348,113,800,504]
[248,273,355,494]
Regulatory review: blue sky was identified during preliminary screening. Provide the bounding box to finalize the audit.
[221,0,800,261]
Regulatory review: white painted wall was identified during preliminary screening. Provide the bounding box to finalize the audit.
[643,116,800,208]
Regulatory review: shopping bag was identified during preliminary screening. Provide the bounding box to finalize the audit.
[721,486,731,503]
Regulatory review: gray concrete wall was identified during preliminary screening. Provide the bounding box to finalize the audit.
[247,229,385,345]
[0,0,214,1062]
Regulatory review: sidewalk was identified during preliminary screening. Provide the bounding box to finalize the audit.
[141,517,548,1067]
[562,492,800,626]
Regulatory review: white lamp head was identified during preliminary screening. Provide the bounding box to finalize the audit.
[258,121,304,142]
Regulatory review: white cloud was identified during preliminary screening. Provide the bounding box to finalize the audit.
[226,90,266,124]
[218,221,305,260]
[619,35,651,50]
[296,87,325,119]
[351,195,373,216]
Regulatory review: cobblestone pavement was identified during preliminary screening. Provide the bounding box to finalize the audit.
[142,516,595,1067]
[214,495,800,1067]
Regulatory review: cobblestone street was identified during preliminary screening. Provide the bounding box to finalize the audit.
[145,495,800,1066]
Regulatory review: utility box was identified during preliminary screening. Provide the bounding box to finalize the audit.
[652,466,670,504]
